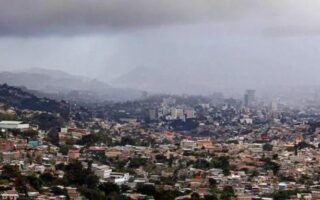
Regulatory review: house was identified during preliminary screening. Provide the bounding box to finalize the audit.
[248,143,263,153]
[0,121,29,130]
[68,149,80,160]
[196,139,214,150]
[124,193,147,200]
[1,189,19,200]
[2,151,20,163]
[109,172,130,185]
[237,195,252,200]
[91,164,112,179]
[180,139,196,151]
[66,187,81,200]
[105,150,122,158]
[0,139,14,153]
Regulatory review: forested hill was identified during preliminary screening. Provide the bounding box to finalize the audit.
[0,83,70,116]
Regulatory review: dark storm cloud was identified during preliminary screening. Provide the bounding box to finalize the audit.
[0,0,266,36]
[1,0,320,36]
[1,0,320,95]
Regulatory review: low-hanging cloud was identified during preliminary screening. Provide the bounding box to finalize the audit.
[1,1,320,95]
[0,0,249,36]
[2,0,320,36]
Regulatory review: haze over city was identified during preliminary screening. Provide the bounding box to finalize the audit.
[4,1,320,200]
[1,0,320,95]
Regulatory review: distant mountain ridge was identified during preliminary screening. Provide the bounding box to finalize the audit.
[112,66,215,95]
[0,68,144,102]
[1,68,110,93]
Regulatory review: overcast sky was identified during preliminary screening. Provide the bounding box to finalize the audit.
[1,0,320,94]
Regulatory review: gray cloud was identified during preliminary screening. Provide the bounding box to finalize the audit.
[1,0,320,37]
[263,26,320,37]
[1,0,313,36]
[1,0,320,96]
[0,0,248,36]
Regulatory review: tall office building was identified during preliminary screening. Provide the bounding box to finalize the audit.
[244,90,255,107]
[271,101,278,112]
[148,109,158,121]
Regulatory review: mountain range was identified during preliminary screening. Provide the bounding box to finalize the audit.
[0,68,144,102]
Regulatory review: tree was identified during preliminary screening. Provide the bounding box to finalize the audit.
[59,144,71,155]
[250,170,259,177]
[32,113,65,131]
[15,176,27,195]
[262,158,280,175]
[210,156,231,175]
[23,129,38,139]
[298,174,313,185]
[273,190,297,200]
[85,174,99,189]
[1,165,20,179]
[63,161,100,188]
[194,159,210,170]
[191,193,200,200]
[121,184,131,193]
[78,133,111,146]
[137,184,156,196]
[27,176,43,191]
[99,182,120,197]
[0,113,14,121]
[204,194,218,200]
[220,186,235,200]
[295,141,315,153]
[51,186,66,196]
[78,187,104,200]
[263,143,273,151]
[128,157,148,169]
[272,154,279,160]
[40,173,55,186]
[120,136,136,146]
[208,178,217,187]
[47,128,59,146]
[155,189,181,200]
[155,154,167,162]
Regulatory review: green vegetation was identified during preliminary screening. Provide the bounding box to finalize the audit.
[78,132,111,146]
[261,157,280,175]
[220,186,235,200]
[0,113,15,121]
[137,184,156,196]
[128,157,148,169]
[273,190,298,200]
[263,143,273,151]
[32,113,65,131]
[295,141,316,150]
[46,128,59,146]
[210,156,231,175]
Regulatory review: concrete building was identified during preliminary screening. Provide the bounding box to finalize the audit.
[185,108,196,119]
[109,172,130,185]
[244,90,255,107]
[148,109,158,121]
[171,108,184,120]
[1,189,19,200]
[180,139,197,151]
[91,164,112,179]
[0,121,29,130]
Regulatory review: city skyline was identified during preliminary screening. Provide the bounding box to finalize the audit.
[1,1,320,94]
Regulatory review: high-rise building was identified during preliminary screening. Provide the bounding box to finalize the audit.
[271,101,278,112]
[185,108,196,119]
[244,90,255,107]
[171,108,184,120]
[148,109,158,121]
